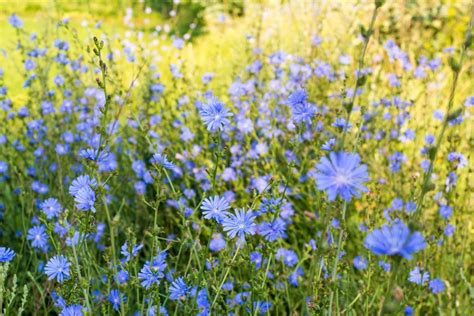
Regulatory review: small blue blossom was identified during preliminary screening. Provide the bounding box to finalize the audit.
[444,224,455,237]
[222,209,256,241]
[74,186,96,212]
[151,153,176,171]
[199,97,233,132]
[45,255,71,283]
[332,118,352,132]
[169,277,189,301]
[315,152,369,202]
[0,247,16,262]
[276,248,298,267]
[364,221,426,260]
[41,198,63,219]
[209,233,226,252]
[59,305,83,316]
[408,267,429,285]
[321,138,336,151]
[201,195,230,223]
[69,175,97,197]
[116,270,129,285]
[439,205,453,219]
[259,218,287,242]
[27,225,48,249]
[8,14,23,29]
[108,289,126,311]
[287,90,307,107]
[250,252,263,269]
[353,256,368,271]
[428,279,445,294]
[138,252,167,289]
[120,242,143,263]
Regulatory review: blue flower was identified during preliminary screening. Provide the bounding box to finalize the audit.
[438,205,452,219]
[388,152,407,173]
[69,175,97,197]
[169,277,189,301]
[290,102,316,125]
[120,242,143,263]
[379,260,391,272]
[209,233,226,252]
[408,267,429,285]
[353,256,368,271]
[115,270,129,285]
[196,288,209,314]
[257,197,281,215]
[222,209,256,241]
[444,224,455,237]
[250,251,263,269]
[428,279,445,294]
[315,152,369,202]
[321,138,336,151]
[276,248,298,267]
[8,14,23,29]
[138,264,163,289]
[74,186,96,212]
[27,225,48,249]
[287,90,315,124]
[159,306,168,316]
[108,289,126,311]
[201,195,230,222]
[364,221,426,260]
[259,218,287,242]
[332,118,352,132]
[0,162,8,174]
[45,255,70,283]
[289,267,304,287]
[138,252,167,289]
[151,153,176,171]
[60,305,83,316]
[252,301,272,315]
[0,247,16,262]
[41,198,63,219]
[287,90,307,107]
[199,97,232,132]
[405,201,416,214]
[79,148,109,163]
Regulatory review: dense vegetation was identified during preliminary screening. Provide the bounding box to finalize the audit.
[0,1,472,315]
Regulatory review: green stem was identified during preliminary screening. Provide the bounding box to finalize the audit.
[413,11,472,220]
[211,246,241,310]
[328,202,347,314]
[341,4,380,150]
[72,243,92,312]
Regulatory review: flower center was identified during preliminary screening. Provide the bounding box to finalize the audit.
[334,173,349,186]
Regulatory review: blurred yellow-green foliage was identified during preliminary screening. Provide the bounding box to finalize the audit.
[0,0,472,90]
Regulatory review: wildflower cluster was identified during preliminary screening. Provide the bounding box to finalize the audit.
[0,1,472,315]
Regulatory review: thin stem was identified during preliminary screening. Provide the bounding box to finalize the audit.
[413,9,472,219]
[341,4,380,149]
[103,194,117,273]
[328,202,347,314]
[72,243,92,312]
[211,133,222,195]
[211,246,241,310]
